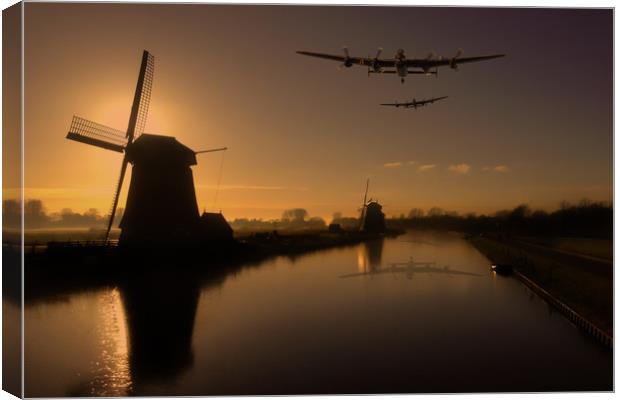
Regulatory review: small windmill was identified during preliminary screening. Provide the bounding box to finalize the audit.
[66,50,155,242]
[359,178,370,230]
[357,178,386,233]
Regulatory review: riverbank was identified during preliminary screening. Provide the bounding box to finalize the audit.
[468,235,612,337]
[11,229,403,304]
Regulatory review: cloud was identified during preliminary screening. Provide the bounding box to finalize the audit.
[407,160,417,165]
[417,164,437,172]
[482,165,510,173]
[448,163,471,175]
[383,162,403,168]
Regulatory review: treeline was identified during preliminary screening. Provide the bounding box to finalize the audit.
[392,200,612,239]
[230,208,327,233]
[3,200,327,232]
[2,199,123,229]
[5,199,612,239]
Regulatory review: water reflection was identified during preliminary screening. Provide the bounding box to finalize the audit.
[357,238,384,273]
[87,289,131,396]
[119,270,201,387]
[23,231,612,395]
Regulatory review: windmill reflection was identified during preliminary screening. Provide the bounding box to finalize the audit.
[357,238,384,273]
[118,268,202,388]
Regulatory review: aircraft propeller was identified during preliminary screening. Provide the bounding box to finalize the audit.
[338,46,353,69]
[367,47,384,76]
[450,49,463,70]
[373,47,383,70]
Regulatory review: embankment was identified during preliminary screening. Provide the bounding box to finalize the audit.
[469,235,612,344]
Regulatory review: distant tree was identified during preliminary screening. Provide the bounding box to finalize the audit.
[24,199,50,228]
[307,217,326,229]
[2,199,20,228]
[427,207,445,217]
[509,204,531,219]
[408,208,425,218]
[282,208,308,222]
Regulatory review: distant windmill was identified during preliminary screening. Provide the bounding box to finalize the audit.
[66,50,226,245]
[357,178,386,233]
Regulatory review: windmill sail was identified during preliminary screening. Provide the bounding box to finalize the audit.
[127,50,154,141]
[359,178,369,230]
[105,50,155,242]
[66,116,128,153]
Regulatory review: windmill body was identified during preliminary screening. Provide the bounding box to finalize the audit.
[120,134,200,246]
[66,50,231,247]
[358,179,386,234]
[362,200,386,233]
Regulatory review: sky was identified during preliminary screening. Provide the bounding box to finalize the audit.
[11,4,613,220]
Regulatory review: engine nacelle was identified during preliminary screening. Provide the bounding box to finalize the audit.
[344,58,353,68]
[450,58,458,69]
[372,60,382,72]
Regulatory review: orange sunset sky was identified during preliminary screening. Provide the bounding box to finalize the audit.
[4,4,613,221]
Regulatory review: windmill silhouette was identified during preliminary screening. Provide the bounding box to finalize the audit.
[66,50,227,246]
[357,179,386,233]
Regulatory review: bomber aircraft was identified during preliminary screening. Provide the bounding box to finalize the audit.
[296,47,505,83]
[381,96,448,109]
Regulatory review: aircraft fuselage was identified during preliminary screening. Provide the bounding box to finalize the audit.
[396,62,408,78]
[395,49,408,82]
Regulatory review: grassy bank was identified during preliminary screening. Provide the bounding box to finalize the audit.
[469,235,612,335]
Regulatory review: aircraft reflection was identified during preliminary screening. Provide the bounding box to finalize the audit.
[343,257,481,279]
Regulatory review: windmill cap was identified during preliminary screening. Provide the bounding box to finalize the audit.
[125,134,197,166]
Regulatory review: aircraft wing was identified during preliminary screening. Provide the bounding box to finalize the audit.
[296,51,396,68]
[416,96,448,106]
[408,54,505,68]
[380,102,406,107]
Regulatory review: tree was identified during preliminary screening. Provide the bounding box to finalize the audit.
[24,199,50,228]
[427,207,445,217]
[407,208,425,218]
[282,208,308,222]
[2,199,20,228]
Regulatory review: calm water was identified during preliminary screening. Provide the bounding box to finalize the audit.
[19,231,612,396]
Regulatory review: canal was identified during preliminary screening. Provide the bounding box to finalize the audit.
[18,230,612,396]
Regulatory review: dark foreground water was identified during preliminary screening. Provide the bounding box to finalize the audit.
[17,231,612,396]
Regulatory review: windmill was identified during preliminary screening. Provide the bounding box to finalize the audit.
[66,50,226,245]
[357,178,386,233]
[66,50,154,242]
